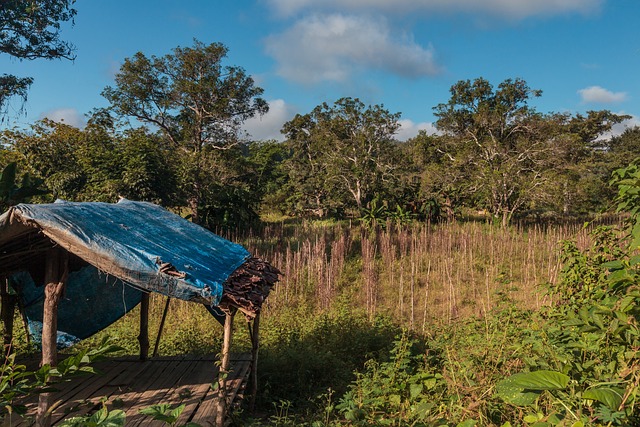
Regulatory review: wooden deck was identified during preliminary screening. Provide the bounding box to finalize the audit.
[8,354,252,426]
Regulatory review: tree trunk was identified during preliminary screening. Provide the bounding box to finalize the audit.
[188,195,200,225]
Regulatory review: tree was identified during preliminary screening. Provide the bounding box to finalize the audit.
[0,162,48,211]
[3,114,177,204]
[0,0,76,117]
[536,110,629,216]
[102,40,268,224]
[406,131,470,221]
[434,78,553,226]
[282,98,402,217]
[246,140,291,215]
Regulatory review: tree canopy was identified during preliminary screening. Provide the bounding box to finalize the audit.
[0,0,76,117]
[429,78,628,226]
[282,97,402,217]
[102,40,268,224]
[1,68,637,228]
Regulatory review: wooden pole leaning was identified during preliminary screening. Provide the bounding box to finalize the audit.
[216,309,235,427]
[36,247,69,427]
[152,296,171,357]
[138,292,150,360]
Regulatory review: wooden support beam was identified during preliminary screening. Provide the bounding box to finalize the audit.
[152,296,171,358]
[248,312,260,412]
[138,292,150,361]
[36,247,69,427]
[216,310,235,427]
[1,277,17,358]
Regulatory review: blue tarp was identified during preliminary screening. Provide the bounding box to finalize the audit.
[13,267,143,348]
[0,199,249,347]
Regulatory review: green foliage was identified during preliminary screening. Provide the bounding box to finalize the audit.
[0,337,121,420]
[138,403,201,426]
[490,162,640,426]
[282,97,403,217]
[103,39,268,225]
[258,303,400,407]
[59,402,126,427]
[0,0,77,116]
[336,333,448,426]
[0,161,48,210]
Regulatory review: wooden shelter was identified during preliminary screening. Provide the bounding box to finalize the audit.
[0,199,279,426]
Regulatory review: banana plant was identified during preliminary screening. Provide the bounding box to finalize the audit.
[0,162,49,211]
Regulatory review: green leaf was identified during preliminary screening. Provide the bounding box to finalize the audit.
[409,383,423,400]
[508,370,570,391]
[524,414,541,423]
[496,378,540,406]
[583,387,624,411]
[602,260,624,271]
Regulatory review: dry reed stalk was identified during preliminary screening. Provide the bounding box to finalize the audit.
[228,218,622,329]
[361,230,378,319]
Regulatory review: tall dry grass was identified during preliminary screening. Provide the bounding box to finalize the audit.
[232,219,602,331]
[68,219,612,356]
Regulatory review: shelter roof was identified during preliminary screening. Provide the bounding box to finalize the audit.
[0,199,250,305]
[0,199,279,347]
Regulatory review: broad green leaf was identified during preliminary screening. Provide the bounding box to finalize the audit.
[409,383,423,400]
[602,260,624,270]
[583,387,624,411]
[456,420,477,427]
[103,409,126,427]
[496,378,540,406]
[508,370,570,391]
[524,414,541,423]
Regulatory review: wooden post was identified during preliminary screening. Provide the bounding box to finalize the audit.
[216,310,235,427]
[138,293,150,361]
[1,277,17,357]
[36,247,68,427]
[152,296,171,357]
[248,312,260,412]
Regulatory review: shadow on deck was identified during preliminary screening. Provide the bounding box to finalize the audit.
[8,353,252,426]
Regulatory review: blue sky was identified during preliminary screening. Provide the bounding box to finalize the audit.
[2,0,639,141]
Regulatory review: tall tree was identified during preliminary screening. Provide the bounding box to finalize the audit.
[537,110,629,216]
[102,40,268,223]
[0,0,76,117]
[283,97,401,216]
[434,77,552,226]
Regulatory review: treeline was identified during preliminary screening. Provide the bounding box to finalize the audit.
[1,41,639,228]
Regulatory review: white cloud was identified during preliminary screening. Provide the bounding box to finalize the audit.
[267,0,602,20]
[265,14,441,84]
[603,114,640,139]
[39,108,86,128]
[242,99,296,141]
[578,86,628,104]
[396,119,437,141]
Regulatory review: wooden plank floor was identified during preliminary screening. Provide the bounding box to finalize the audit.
[8,354,252,426]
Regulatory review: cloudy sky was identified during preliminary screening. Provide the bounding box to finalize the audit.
[2,0,639,140]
